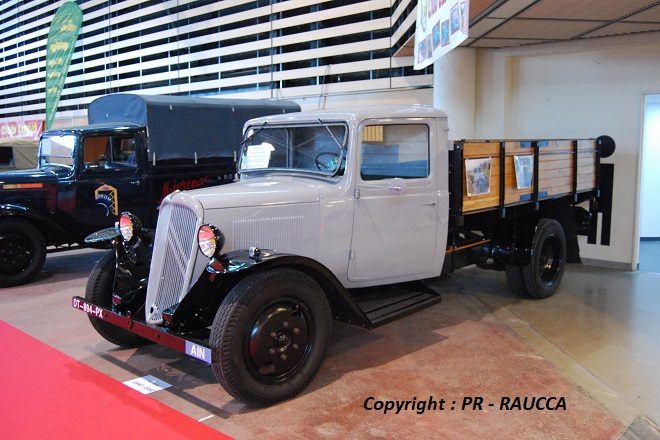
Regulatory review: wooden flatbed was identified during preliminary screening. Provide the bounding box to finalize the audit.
[453,139,599,215]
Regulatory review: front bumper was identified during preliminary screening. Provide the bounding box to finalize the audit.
[72,295,212,363]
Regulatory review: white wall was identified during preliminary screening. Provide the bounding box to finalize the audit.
[433,48,477,140]
[438,33,660,270]
[640,96,660,238]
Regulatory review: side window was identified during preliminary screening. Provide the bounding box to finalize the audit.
[111,137,137,166]
[360,124,429,181]
[83,136,108,166]
[83,136,137,171]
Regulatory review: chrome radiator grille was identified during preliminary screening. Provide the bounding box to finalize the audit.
[146,204,199,324]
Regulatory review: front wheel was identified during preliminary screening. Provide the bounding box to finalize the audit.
[85,250,150,348]
[522,218,566,299]
[210,268,332,406]
[0,219,47,287]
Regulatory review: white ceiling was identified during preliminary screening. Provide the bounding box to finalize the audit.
[466,0,660,48]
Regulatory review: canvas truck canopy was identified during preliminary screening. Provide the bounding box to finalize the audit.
[0,137,39,169]
[87,94,300,162]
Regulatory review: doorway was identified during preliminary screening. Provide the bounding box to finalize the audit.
[639,94,660,273]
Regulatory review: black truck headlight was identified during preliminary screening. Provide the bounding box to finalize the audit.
[119,212,141,242]
[198,224,225,258]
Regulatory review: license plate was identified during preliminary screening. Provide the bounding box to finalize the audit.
[72,297,104,319]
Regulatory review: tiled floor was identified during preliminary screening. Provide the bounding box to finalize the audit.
[1,248,659,439]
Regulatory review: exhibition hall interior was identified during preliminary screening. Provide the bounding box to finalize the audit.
[1,1,660,439]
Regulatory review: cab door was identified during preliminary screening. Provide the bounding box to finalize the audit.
[77,133,148,235]
[347,121,439,283]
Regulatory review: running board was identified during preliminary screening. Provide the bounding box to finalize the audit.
[348,281,442,329]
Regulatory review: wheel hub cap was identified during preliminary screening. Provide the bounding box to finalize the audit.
[539,235,560,285]
[247,301,312,381]
[0,234,32,274]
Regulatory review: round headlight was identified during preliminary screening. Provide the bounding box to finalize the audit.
[198,224,224,258]
[118,212,140,242]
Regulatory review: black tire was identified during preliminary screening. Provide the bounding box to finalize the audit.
[522,219,566,299]
[505,263,528,296]
[210,268,332,406]
[85,250,150,348]
[0,219,47,287]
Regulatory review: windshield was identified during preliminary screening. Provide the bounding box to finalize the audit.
[239,123,347,176]
[39,134,76,170]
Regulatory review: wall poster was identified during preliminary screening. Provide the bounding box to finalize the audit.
[414,0,470,70]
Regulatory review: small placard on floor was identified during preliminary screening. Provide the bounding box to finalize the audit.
[123,375,172,395]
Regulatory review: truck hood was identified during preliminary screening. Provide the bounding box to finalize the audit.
[155,176,326,291]
[169,177,323,210]
[0,168,57,186]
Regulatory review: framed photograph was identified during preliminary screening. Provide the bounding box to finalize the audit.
[417,37,428,64]
[450,4,461,34]
[441,20,450,47]
[514,155,534,189]
[465,157,492,197]
[432,21,441,51]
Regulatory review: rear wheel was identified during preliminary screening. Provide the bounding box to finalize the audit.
[210,268,332,406]
[521,219,566,299]
[85,250,150,347]
[0,219,46,287]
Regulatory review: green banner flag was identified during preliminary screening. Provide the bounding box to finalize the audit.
[45,2,82,130]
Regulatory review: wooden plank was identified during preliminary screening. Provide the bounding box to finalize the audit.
[539,158,595,167]
[544,140,573,152]
[538,164,595,180]
[577,139,597,150]
[462,142,499,158]
[504,141,533,155]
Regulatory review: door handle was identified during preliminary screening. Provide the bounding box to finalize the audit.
[130,180,141,186]
[424,201,437,206]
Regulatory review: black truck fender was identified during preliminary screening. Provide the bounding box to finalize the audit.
[163,249,372,335]
[85,224,154,314]
[1,203,85,247]
[538,197,582,264]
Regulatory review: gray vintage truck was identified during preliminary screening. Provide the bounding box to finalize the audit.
[73,105,614,405]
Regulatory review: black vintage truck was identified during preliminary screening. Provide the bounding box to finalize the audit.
[0,94,299,287]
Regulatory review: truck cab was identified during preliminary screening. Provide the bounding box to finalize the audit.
[147,105,450,296]
[37,125,150,235]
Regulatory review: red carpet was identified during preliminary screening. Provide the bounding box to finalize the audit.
[0,320,232,440]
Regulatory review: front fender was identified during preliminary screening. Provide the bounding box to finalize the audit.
[161,248,287,334]
[163,249,372,334]
[0,203,80,246]
[98,228,154,315]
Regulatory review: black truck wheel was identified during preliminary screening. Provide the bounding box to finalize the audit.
[522,219,566,299]
[85,250,150,348]
[210,268,332,406]
[0,219,47,287]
